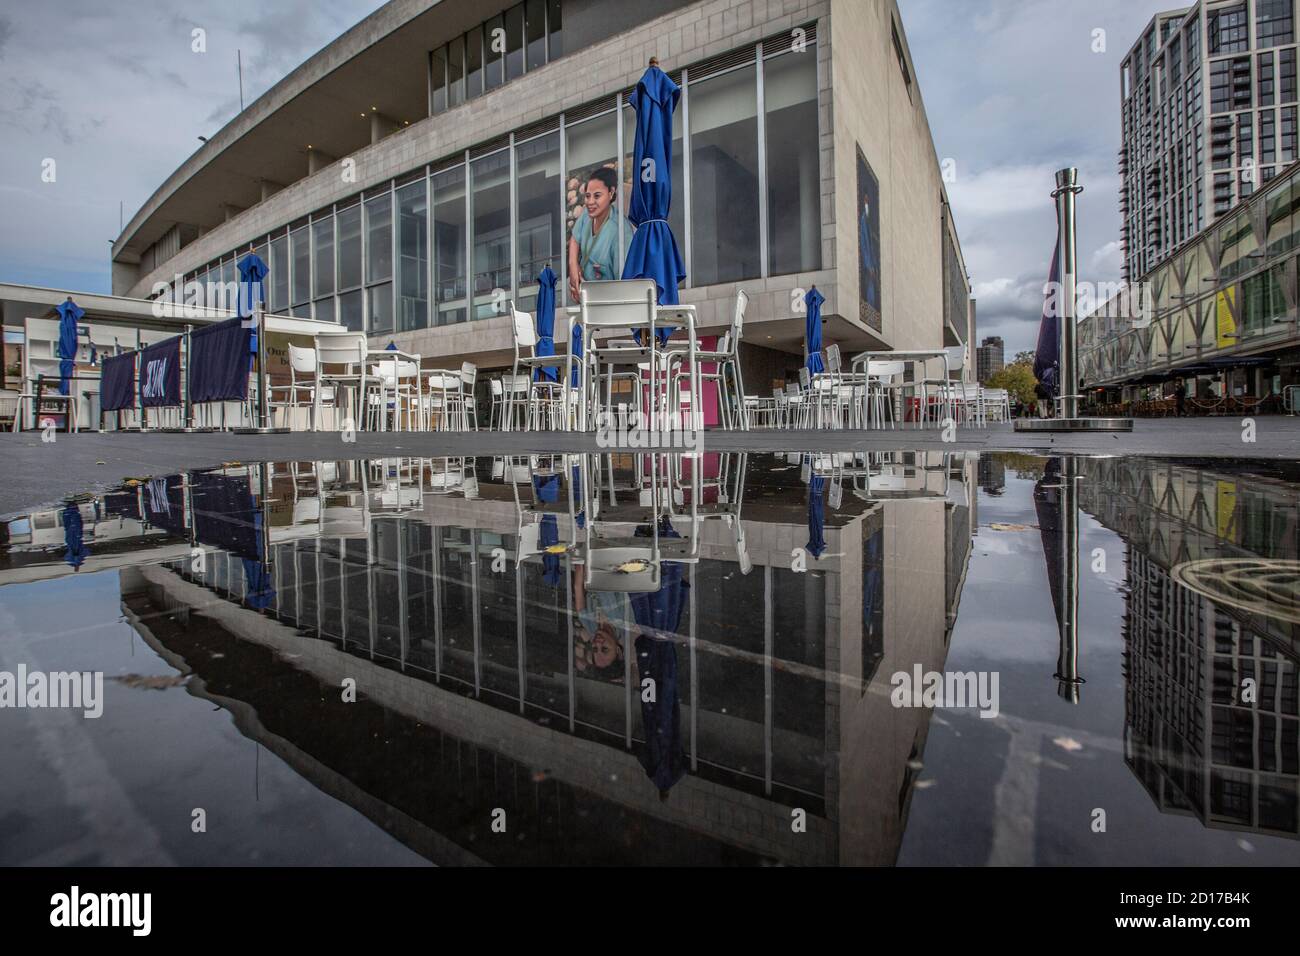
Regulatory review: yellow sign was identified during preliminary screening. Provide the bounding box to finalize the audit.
[1215,481,1238,541]
[1215,287,1237,349]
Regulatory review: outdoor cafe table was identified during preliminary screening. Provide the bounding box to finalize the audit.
[849,349,951,429]
[365,348,420,431]
[563,304,699,432]
[419,365,470,431]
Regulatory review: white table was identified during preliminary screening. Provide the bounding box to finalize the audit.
[564,304,699,432]
[365,348,420,431]
[848,349,951,429]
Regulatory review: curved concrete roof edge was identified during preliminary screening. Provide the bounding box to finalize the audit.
[112,0,432,261]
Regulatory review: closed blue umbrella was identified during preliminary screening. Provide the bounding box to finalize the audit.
[236,254,268,320]
[806,474,827,559]
[622,60,686,348]
[55,298,84,397]
[62,502,87,570]
[534,267,559,383]
[237,253,268,370]
[805,286,826,374]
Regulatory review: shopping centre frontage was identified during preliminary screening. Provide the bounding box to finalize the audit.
[1081,158,1300,416]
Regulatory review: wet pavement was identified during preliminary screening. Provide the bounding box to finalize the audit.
[0,451,1297,865]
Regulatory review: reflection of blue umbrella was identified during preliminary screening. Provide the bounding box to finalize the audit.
[63,502,87,569]
[572,463,585,529]
[622,61,686,347]
[804,286,826,374]
[242,558,276,610]
[539,513,563,587]
[533,472,560,503]
[806,474,826,559]
[627,528,688,795]
[534,267,559,383]
[635,632,686,794]
[56,298,84,397]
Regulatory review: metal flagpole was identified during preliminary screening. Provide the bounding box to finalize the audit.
[1017,168,1131,432]
[1054,455,1085,703]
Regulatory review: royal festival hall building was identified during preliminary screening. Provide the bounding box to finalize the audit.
[99,0,972,397]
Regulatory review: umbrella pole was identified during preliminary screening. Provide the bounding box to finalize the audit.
[235,299,288,433]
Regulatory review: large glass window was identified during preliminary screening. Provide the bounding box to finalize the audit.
[564,110,620,305]
[270,235,289,314]
[471,149,512,319]
[336,203,362,291]
[312,215,334,321]
[484,14,504,91]
[547,0,562,59]
[466,26,484,101]
[433,165,467,326]
[690,63,761,285]
[431,48,447,115]
[1257,0,1294,48]
[291,225,310,315]
[397,179,429,331]
[365,193,393,284]
[365,192,393,333]
[339,289,363,332]
[447,34,465,109]
[764,47,821,276]
[515,131,562,312]
[505,4,525,82]
[525,0,546,71]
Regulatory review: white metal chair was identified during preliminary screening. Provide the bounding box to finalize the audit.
[314,331,369,431]
[364,358,419,431]
[666,289,750,430]
[509,302,569,430]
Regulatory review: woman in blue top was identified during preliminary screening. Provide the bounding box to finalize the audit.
[567,166,633,302]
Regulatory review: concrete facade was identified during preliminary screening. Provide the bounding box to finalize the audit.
[114,0,968,381]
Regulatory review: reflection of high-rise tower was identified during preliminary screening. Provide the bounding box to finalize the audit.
[1076,454,1300,838]
[1123,550,1300,838]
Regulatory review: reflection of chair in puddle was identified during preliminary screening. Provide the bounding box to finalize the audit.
[365,458,424,514]
[583,453,667,593]
[424,457,477,498]
[848,451,950,499]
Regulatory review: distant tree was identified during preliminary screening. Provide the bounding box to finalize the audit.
[1013,349,1035,366]
[988,362,1038,407]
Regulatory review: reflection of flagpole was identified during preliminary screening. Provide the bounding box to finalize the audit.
[1055,456,1085,702]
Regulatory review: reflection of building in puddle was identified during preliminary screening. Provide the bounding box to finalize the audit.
[1077,457,1300,840]
[2,451,978,865]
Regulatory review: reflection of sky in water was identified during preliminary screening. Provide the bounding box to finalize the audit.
[1,453,1297,866]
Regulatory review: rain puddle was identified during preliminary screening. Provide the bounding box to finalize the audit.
[0,452,1297,866]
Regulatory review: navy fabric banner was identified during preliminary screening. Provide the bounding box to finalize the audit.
[99,353,136,411]
[139,337,182,407]
[189,317,251,403]
[143,475,187,538]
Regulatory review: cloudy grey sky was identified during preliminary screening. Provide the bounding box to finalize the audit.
[1,0,1175,353]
